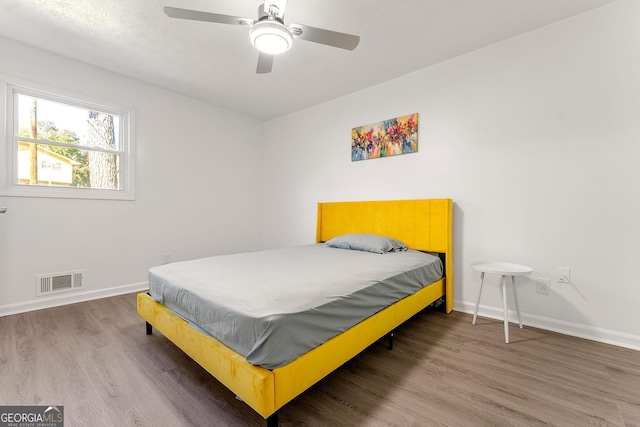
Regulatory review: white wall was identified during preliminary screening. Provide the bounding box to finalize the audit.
[0,37,264,314]
[262,0,640,349]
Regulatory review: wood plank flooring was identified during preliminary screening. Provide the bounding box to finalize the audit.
[1,293,638,426]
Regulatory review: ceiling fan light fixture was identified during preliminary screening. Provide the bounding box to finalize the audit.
[250,20,293,55]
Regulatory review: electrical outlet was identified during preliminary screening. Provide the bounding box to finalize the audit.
[536,277,551,295]
[558,267,571,283]
[162,254,171,264]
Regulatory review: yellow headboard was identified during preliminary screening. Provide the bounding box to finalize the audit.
[316,199,454,313]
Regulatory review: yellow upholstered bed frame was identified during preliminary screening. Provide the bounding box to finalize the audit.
[137,198,453,425]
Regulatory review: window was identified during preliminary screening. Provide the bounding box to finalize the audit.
[1,78,135,200]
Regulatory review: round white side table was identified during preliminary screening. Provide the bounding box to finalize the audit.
[471,262,533,343]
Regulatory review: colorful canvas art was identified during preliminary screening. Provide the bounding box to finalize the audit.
[351,113,418,161]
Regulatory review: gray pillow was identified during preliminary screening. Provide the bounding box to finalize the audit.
[325,233,408,254]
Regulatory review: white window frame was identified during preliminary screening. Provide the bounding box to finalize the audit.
[0,76,135,200]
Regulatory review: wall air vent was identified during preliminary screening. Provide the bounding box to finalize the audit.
[36,270,85,296]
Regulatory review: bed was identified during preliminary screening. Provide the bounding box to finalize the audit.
[137,198,453,426]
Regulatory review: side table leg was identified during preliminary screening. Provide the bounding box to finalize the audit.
[511,275,523,329]
[501,275,509,343]
[472,272,485,325]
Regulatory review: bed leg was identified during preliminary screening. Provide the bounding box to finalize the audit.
[146,322,153,335]
[388,331,394,350]
[266,412,278,427]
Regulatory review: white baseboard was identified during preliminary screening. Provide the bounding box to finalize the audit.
[455,300,640,352]
[3,289,639,352]
[0,282,149,317]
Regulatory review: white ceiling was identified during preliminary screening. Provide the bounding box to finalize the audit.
[0,0,619,120]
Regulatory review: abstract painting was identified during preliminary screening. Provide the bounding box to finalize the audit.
[351,113,418,161]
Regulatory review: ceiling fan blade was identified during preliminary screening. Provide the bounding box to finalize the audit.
[164,6,250,26]
[256,52,274,74]
[290,23,360,50]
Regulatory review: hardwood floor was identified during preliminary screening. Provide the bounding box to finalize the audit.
[1,293,638,426]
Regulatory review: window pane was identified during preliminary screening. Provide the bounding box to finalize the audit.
[17,141,120,189]
[17,94,121,150]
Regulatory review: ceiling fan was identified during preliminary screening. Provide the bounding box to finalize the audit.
[164,0,360,74]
